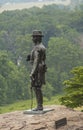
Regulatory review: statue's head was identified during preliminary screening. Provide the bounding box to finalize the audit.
[32,30,44,44]
[32,30,44,37]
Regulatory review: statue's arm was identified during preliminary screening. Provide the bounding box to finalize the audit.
[30,50,39,77]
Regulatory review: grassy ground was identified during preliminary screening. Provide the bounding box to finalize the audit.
[75,106,83,112]
[0,95,61,114]
[0,95,82,114]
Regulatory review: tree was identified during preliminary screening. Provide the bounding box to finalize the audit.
[0,51,30,105]
[47,37,83,93]
[0,4,83,105]
[43,82,54,100]
[0,75,8,105]
[60,66,83,108]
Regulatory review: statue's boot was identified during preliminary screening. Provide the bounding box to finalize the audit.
[33,87,43,111]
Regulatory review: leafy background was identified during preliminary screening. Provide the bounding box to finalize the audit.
[0,4,83,108]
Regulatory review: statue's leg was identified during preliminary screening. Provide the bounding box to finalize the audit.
[33,86,43,111]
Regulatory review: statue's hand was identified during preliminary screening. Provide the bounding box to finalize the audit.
[26,54,30,61]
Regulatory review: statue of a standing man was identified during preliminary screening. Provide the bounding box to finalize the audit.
[27,30,47,111]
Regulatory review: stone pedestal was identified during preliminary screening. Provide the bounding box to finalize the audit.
[23,108,54,115]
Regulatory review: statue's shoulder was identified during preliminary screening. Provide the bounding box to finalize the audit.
[34,43,46,52]
[39,43,46,50]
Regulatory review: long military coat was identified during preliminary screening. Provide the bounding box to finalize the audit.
[30,43,46,87]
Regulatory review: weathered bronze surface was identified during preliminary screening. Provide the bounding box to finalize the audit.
[27,30,47,111]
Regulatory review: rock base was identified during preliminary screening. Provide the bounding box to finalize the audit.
[0,105,83,130]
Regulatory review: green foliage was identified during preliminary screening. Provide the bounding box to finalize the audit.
[43,82,54,100]
[0,95,61,114]
[60,66,83,108]
[47,37,82,93]
[0,51,30,105]
[0,5,83,106]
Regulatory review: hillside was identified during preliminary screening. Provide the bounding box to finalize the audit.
[0,1,71,13]
[0,105,83,130]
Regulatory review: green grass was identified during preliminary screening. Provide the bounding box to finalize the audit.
[0,95,61,114]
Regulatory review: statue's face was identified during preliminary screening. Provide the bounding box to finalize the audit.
[32,36,37,43]
[32,36,42,43]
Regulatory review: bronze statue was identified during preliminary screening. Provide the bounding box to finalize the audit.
[27,30,47,111]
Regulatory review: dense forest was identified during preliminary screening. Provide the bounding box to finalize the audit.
[0,4,83,106]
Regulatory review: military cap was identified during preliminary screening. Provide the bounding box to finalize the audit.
[32,30,44,37]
